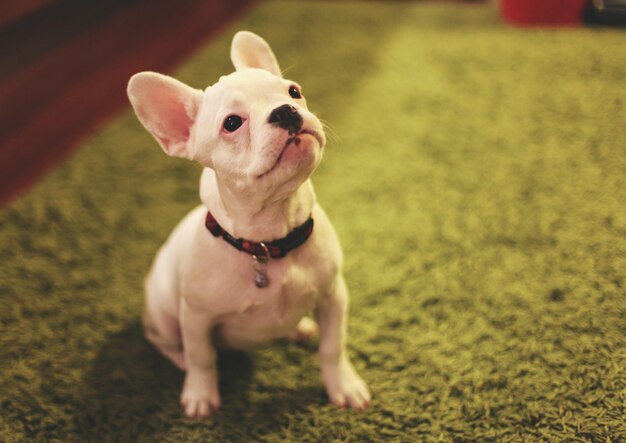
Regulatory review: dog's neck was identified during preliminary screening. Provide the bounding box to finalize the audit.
[199,168,316,242]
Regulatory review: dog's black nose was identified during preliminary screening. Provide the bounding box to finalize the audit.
[268,104,303,134]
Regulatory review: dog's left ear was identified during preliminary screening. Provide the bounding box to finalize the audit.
[231,31,282,77]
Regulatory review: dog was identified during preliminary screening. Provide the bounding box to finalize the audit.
[127,31,370,419]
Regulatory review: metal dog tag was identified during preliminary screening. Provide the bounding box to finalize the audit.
[254,270,269,288]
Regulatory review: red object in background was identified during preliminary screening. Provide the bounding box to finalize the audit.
[500,0,589,26]
[0,0,258,206]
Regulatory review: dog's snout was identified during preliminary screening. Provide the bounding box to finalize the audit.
[268,104,303,134]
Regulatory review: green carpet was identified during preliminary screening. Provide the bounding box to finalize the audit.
[2,1,625,441]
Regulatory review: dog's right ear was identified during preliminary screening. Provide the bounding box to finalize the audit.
[231,31,281,77]
[127,72,203,159]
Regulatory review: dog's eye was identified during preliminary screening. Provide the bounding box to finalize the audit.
[223,115,243,132]
[288,85,302,99]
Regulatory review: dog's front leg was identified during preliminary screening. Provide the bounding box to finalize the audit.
[180,298,221,419]
[316,274,371,410]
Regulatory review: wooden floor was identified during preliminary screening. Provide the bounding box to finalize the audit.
[0,0,257,206]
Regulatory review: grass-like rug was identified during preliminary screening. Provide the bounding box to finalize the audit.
[1,1,625,441]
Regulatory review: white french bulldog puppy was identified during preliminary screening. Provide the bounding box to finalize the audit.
[127,31,370,419]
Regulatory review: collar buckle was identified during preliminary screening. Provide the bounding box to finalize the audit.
[252,242,270,264]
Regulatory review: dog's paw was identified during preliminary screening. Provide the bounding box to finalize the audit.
[180,370,221,419]
[287,316,319,342]
[321,358,371,410]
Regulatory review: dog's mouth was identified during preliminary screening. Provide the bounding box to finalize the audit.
[257,129,323,179]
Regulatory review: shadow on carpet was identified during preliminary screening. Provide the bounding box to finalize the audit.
[74,321,322,441]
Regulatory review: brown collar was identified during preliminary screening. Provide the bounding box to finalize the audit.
[204,210,314,259]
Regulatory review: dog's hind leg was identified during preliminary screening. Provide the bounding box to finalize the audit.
[143,308,186,371]
[143,269,186,371]
[287,316,319,342]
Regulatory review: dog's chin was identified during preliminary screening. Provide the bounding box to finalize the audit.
[257,133,321,181]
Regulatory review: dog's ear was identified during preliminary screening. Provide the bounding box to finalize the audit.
[127,72,203,158]
[231,31,281,77]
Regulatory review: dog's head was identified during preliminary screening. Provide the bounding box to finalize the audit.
[128,31,325,198]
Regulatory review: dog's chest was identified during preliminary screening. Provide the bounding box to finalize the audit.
[182,240,322,345]
[216,258,320,346]
[242,263,315,318]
